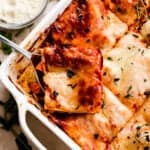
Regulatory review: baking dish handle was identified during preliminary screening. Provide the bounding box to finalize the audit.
[18,103,47,150]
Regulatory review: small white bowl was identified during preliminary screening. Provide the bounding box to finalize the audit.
[0,0,48,30]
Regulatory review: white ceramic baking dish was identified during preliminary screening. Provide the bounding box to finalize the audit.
[0,0,81,150]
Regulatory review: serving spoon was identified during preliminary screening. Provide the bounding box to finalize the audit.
[0,34,44,92]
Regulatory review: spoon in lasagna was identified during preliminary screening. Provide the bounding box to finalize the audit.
[0,34,45,92]
[0,34,103,113]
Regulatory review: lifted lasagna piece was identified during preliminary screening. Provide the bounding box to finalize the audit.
[103,33,150,112]
[49,88,132,150]
[45,0,127,49]
[112,100,150,150]
[36,46,103,113]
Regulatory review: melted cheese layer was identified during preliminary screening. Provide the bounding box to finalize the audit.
[103,33,150,111]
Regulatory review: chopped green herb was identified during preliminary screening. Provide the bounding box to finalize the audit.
[124,86,132,98]
[114,78,120,82]
[133,140,136,144]
[144,90,150,97]
[101,16,104,19]
[117,57,122,61]
[116,7,123,13]
[124,94,131,98]
[1,43,12,54]
[141,50,145,55]
[0,31,12,54]
[146,135,150,142]
[67,70,75,78]
[128,47,131,50]
[136,125,141,130]
[121,67,124,72]
[107,57,113,61]
[67,83,77,89]
[127,86,132,93]
[0,31,12,40]
[86,39,90,43]
[52,91,59,99]
[103,72,107,76]
[107,16,110,20]
[132,34,139,38]
[101,100,105,109]
[93,133,99,139]
[136,132,140,137]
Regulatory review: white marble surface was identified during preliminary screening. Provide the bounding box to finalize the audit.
[0,1,70,149]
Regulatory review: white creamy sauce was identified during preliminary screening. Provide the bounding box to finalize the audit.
[0,0,43,24]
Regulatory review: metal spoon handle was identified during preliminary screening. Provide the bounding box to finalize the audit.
[0,34,31,59]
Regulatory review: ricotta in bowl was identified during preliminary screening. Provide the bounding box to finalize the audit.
[0,0,48,29]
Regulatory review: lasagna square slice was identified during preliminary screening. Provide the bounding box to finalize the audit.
[102,87,132,136]
[44,0,127,49]
[47,88,132,150]
[112,100,150,150]
[103,33,150,112]
[36,46,103,113]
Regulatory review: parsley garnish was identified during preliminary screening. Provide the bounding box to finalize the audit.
[132,34,139,38]
[67,83,77,89]
[93,133,99,139]
[101,100,105,109]
[67,70,75,78]
[124,86,132,98]
[124,94,131,99]
[114,78,120,82]
[146,135,150,142]
[52,91,59,99]
[144,90,150,97]
[107,57,113,61]
[136,125,141,130]
[0,31,12,54]
[127,86,132,93]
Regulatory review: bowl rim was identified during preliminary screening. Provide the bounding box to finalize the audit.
[0,0,48,30]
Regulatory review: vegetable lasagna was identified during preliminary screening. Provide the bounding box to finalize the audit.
[17,0,150,149]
